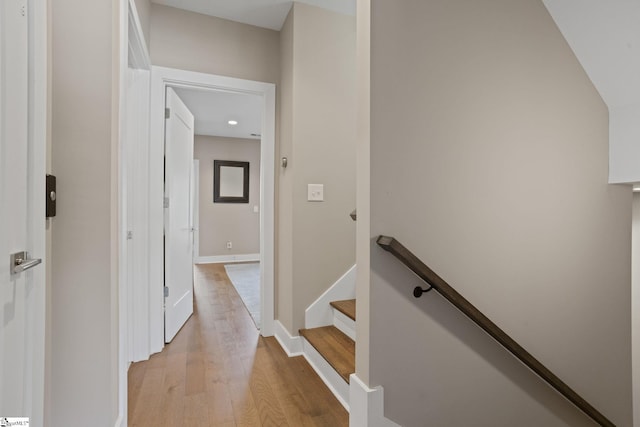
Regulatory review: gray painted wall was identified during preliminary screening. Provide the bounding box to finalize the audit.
[369,0,632,425]
[278,9,295,329]
[50,0,117,425]
[194,136,260,257]
[150,4,280,84]
[278,3,357,333]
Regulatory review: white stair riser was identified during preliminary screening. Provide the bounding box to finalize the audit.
[333,309,356,341]
[301,337,350,410]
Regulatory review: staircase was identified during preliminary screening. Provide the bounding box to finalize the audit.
[299,299,356,406]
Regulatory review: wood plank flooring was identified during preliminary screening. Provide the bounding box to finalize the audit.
[128,263,348,427]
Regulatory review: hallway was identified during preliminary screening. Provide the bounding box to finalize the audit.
[128,263,348,426]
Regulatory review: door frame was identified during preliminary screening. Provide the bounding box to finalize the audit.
[117,0,152,424]
[149,66,276,353]
[192,159,199,261]
[17,0,47,422]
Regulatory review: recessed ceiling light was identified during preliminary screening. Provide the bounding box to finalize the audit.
[227,120,238,126]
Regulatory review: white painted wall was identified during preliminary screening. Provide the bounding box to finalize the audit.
[369,0,632,425]
[609,103,640,184]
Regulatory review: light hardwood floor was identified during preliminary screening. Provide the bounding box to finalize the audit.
[128,263,349,426]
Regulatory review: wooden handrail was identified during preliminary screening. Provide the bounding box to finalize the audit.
[376,235,615,427]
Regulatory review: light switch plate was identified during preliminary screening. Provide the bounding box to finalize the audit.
[308,184,324,202]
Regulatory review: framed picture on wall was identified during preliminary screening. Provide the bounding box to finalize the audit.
[214,160,249,203]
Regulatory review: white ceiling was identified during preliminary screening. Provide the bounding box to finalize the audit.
[173,87,263,139]
[151,0,356,31]
[541,0,640,108]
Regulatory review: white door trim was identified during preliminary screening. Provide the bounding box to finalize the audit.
[192,159,199,261]
[27,0,47,423]
[117,1,152,426]
[149,66,276,353]
[124,67,151,363]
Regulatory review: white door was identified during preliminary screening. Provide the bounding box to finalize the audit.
[164,88,195,342]
[0,0,46,422]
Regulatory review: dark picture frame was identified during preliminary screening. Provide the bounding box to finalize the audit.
[214,160,250,203]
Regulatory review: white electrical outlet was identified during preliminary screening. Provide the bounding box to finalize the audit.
[307,184,324,202]
[226,241,232,249]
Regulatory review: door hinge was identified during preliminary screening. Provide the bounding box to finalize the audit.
[163,197,170,208]
[164,287,169,298]
[127,231,133,240]
[165,108,170,119]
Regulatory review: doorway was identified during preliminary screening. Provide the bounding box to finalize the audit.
[172,89,264,330]
[148,66,276,353]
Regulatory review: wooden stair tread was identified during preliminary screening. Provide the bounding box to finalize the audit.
[330,299,356,321]
[299,326,355,383]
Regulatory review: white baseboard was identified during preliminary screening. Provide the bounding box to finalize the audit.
[195,253,260,264]
[305,265,356,329]
[349,374,401,427]
[301,337,350,411]
[114,414,124,427]
[274,320,303,356]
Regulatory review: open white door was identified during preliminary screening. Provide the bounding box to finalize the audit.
[0,0,46,422]
[164,88,195,342]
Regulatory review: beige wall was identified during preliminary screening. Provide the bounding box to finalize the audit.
[194,136,260,257]
[369,0,632,425]
[278,9,295,329]
[50,0,117,425]
[150,4,279,84]
[278,3,357,333]
[133,0,150,49]
[355,0,371,385]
